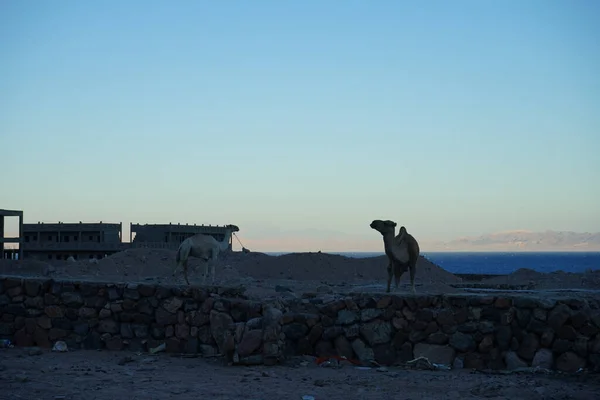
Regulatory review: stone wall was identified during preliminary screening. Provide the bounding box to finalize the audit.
[0,277,283,365]
[2,276,600,373]
[279,293,600,373]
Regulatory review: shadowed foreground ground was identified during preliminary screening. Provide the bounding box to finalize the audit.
[0,348,598,400]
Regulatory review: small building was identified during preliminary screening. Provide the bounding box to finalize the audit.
[130,223,234,250]
[21,221,126,261]
[0,208,24,260]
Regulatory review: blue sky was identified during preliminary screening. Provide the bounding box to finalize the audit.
[1,1,599,251]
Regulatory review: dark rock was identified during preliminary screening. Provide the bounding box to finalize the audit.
[416,309,434,322]
[138,284,156,297]
[48,328,67,341]
[531,348,553,369]
[162,297,183,314]
[450,332,475,352]
[557,325,577,340]
[573,337,588,358]
[97,320,119,334]
[155,307,177,326]
[175,324,190,339]
[283,323,309,341]
[457,323,478,333]
[516,309,531,328]
[32,327,51,348]
[5,304,26,317]
[351,338,374,362]
[120,323,134,338]
[73,322,89,336]
[505,351,528,370]
[518,333,540,361]
[408,330,428,344]
[83,331,104,349]
[514,297,538,309]
[210,311,234,354]
[396,342,414,363]
[436,309,455,326]
[296,337,313,355]
[478,335,494,353]
[360,320,392,346]
[526,319,547,335]
[323,326,344,341]
[78,307,97,319]
[464,353,485,369]
[548,304,572,331]
[373,343,395,365]
[343,324,359,340]
[24,281,41,297]
[376,296,392,309]
[540,329,555,348]
[494,297,512,309]
[336,310,358,325]
[413,343,455,365]
[315,340,335,357]
[361,308,383,322]
[334,335,354,359]
[60,292,83,308]
[427,332,448,345]
[552,339,572,354]
[105,336,124,351]
[556,351,586,373]
[238,330,263,357]
[412,320,428,331]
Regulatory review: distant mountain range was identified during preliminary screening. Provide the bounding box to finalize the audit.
[424,230,600,252]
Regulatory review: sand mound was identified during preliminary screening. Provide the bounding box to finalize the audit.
[480,267,600,290]
[0,249,463,297]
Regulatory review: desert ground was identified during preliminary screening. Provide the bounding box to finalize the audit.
[1,346,599,400]
[2,249,600,399]
[2,248,600,300]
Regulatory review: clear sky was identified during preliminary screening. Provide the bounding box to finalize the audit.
[1,1,599,252]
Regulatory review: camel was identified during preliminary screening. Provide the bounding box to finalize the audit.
[370,219,420,294]
[173,224,240,285]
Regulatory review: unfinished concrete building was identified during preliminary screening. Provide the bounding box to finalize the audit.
[0,209,24,260]
[22,221,126,261]
[130,223,234,250]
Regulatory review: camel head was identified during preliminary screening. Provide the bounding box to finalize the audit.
[225,224,240,233]
[370,219,397,236]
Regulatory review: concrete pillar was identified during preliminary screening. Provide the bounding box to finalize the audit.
[0,216,4,254]
[18,214,23,260]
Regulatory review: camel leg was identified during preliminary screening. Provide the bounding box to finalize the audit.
[202,262,208,285]
[409,261,416,294]
[183,262,190,285]
[386,260,393,293]
[393,262,405,290]
[210,248,218,285]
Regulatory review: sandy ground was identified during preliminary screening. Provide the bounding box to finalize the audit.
[0,249,464,299]
[1,347,599,400]
[2,249,600,300]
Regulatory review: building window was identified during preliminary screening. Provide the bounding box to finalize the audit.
[56,255,61,260]
[89,236,93,241]
[48,236,53,241]
[47,254,52,260]
[25,236,30,242]
[74,236,78,241]
[64,236,70,242]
